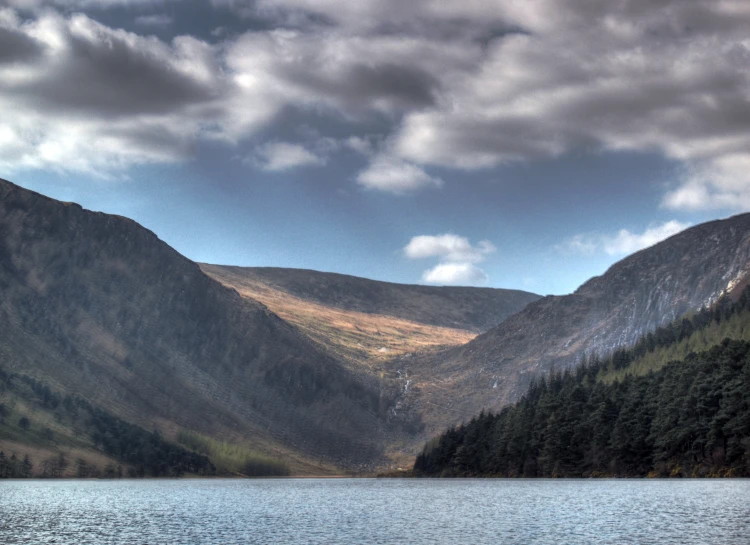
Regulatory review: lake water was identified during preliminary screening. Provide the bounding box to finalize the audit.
[1,479,748,544]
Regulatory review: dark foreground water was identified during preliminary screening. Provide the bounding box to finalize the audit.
[1,479,749,544]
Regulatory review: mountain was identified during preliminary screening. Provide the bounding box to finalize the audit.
[413,292,750,478]
[200,265,539,365]
[398,214,750,438]
[0,178,413,474]
[0,177,538,474]
[4,175,750,475]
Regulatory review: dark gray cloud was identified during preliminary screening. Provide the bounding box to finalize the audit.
[282,62,440,112]
[0,26,45,64]
[21,29,217,117]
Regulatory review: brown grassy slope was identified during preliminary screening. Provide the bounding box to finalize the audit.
[201,266,540,333]
[200,265,479,366]
[0,178,414,474]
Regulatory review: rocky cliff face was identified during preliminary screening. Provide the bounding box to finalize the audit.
[0,178,410,473]
[399,214,750,436]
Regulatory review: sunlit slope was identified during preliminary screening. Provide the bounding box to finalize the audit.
[200,265,476,365]
[200,265,539,366]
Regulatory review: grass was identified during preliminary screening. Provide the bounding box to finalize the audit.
[177,430,290,477]
[202,267,476,366]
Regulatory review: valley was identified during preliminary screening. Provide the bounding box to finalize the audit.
[2,176,750,476]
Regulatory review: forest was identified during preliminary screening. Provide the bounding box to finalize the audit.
[414,290,750,478]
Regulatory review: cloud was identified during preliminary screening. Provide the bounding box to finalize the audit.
[3,1,750,205]
[8,0,169,8]
[557,235,598,256]
[558,220,691,257]
[356,156,442,194]
[251,141,325,171]
[404,234,496,285]
[0,7,473,178]
[602,221,692,256]
[0,7,481,180]
[421,262,489,285]
[344,136,376,156]
[0,9,227,174]
[224,29,475,118]
[404,234,495,262]
[663,154,750,211]
[209,0,750,201]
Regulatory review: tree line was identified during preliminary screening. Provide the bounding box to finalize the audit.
[414,291,750,478]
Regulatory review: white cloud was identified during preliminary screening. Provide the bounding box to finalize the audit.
[251,141,325,171]
[344,136,376,156]
[356,156,442,194]
[556,234,598,256]
[404,234,495,263]
[8,0,170,8]
[227,0,750,202]
[404,234,496,285]
[0,8,472,178]
[422,262,489,285]
[602,221,691,256]
[256,0,750,202]
[558,220,692,257]
[663,155,750,211]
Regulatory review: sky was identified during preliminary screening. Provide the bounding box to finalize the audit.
[2,0,749,295]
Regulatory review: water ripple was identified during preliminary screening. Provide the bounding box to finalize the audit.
[1,479,749,544]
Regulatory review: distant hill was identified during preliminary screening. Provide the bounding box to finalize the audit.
[200,265,539,365]
[398,214,750,438]
[0,178,412,474]
[202,266,539,332]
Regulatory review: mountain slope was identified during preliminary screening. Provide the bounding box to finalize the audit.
[413,292,750,478]
[200,265,539,365]
[399,214,750,437]
[0,178,410,473]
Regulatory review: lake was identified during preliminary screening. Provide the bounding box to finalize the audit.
[1,479,748,544]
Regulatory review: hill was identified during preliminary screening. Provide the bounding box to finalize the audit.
[200,265,539,365]
[413,290,750,478]
[397,214,750,439]
[0,178,411,474]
